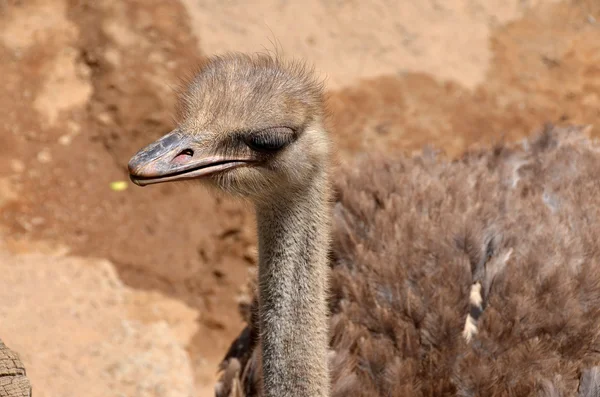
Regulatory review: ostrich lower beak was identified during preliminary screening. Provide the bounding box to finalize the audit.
[128,129,252,186]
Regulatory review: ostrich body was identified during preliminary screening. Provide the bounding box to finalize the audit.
[129,53,600,397]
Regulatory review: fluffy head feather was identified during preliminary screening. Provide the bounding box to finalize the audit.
[129,53,330,202]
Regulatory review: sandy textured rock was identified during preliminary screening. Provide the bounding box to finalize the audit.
[180,0,561,89]
[0,0,92,126]
[0,246,199,397]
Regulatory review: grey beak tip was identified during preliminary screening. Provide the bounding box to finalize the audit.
[128,166,151,187]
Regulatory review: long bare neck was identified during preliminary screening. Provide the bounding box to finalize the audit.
[255,168,331,397]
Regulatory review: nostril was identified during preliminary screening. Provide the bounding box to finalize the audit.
[178,148,194,157]
[173,148,194,163]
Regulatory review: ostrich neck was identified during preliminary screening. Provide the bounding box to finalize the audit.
[255,170,331,397]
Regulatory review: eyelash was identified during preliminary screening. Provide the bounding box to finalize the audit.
[244,127,295,152]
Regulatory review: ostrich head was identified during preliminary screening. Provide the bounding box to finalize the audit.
[128,53,329,201]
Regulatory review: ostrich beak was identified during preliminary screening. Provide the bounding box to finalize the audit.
[128,129,253,186]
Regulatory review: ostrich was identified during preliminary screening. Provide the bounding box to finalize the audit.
[128,53,600,397]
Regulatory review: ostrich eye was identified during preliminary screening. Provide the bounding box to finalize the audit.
[244,127,296,153]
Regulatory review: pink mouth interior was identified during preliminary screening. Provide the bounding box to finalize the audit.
[172,149,194,164]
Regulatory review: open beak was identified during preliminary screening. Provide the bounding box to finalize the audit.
[128,129,253,186]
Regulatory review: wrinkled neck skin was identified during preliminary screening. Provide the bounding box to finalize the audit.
[255,167,332,397]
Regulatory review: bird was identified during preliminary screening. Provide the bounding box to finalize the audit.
[128,52,600,397]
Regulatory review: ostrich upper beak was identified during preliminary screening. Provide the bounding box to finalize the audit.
[128,129,253,186]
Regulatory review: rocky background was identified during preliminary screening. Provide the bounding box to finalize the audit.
[0,0,599,396]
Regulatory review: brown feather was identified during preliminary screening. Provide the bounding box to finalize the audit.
[217,124,600,396]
